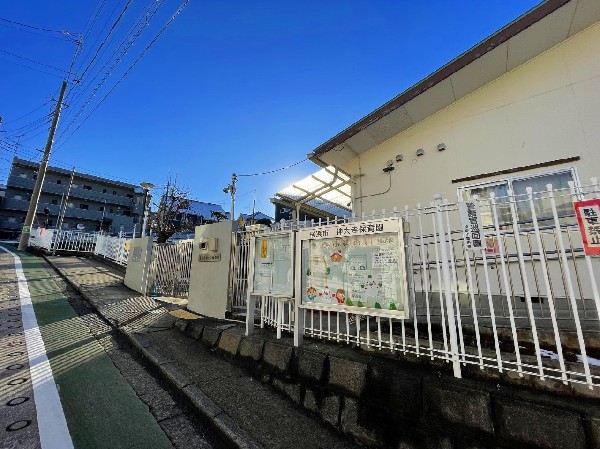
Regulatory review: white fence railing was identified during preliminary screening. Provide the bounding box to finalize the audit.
[28,228,98,253]
[94,234,130,265]
[242,178,600,389]
[147,240,194,297]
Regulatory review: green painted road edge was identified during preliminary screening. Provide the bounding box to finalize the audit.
[43,255,264,449]
[17,251,173,449]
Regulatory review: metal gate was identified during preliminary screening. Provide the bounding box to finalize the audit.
[147,240,194,298]
[230,230,253,308]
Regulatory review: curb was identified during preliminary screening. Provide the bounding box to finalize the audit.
[42,255,264,449]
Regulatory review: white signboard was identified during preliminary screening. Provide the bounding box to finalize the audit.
[459,200,484,251]
[298,218,409,317]
[250,232,294,297]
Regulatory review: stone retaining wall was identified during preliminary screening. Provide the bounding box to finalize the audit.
[175,319,600,449]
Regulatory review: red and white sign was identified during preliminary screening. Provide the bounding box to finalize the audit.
[574,199,600,256]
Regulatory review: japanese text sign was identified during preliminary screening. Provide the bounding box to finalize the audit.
[574,199,600,255]
[459,200,484,251]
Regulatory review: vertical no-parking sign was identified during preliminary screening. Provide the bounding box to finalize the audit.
[574,199,600,256]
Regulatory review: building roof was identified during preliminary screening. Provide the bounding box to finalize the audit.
[240,212,273,222]
[272,166,351,218]
[11,157,138,190]
[186,200,228,218]
[310,0,600,167]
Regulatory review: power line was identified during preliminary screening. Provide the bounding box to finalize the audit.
[72,0,125,76]
[238,158,309,177]
[0,21,74,43]
[3,114,52,135]
[0,16,72,35]
[0,56,67,79]
[1,100,52,124]
[61,0,166,132]
[56,0,190,148]
[0,49,71,73]
[76,0,133,82]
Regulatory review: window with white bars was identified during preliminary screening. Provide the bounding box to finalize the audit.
[458,168,577,227]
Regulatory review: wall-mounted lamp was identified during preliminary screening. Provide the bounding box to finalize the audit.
[416,148,425,157]
[437,143,446,151]
[395,154,403,162]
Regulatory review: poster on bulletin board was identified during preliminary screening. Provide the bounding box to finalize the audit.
[250,232,294,297]
[297,218,409,318]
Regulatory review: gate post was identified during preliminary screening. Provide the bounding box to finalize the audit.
[434,194,462,378]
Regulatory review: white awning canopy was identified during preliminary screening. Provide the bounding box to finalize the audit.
[272,166,352,218]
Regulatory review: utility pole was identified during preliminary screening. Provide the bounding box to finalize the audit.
[140,182,155,237]
[18,81,68,250]
[53,167,75,255]
[223,173,237,222]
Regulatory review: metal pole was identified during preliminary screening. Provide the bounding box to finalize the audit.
[18,80,67,250]
[434,193,462,378]
[230,173,237,222]
[54,167,75,255]
[101,199,106,228]
[141,189,150,236]
[56,192,65,228]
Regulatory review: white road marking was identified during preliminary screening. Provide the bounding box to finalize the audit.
[1,246,74,449]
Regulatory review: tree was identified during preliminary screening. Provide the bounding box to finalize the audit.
[149,180,192,243]
[210,210,228,222]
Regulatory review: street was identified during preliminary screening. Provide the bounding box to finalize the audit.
[0,247,219,449]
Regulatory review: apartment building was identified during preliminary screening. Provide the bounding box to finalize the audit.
[0,157,145,237]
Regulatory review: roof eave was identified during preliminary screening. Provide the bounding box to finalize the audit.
[310,0,572,160]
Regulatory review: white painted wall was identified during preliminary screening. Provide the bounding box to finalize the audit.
[342,22,600,214]
[187,221,234,319]
[124,236,153,294]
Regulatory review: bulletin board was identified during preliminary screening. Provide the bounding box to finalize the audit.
[297,218,409,318]
[250,231,294,297]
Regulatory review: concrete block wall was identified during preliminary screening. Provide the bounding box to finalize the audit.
[175,318,600,449]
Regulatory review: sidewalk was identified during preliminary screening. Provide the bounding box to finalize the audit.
[44,255,363,449]
[0,247,175,449]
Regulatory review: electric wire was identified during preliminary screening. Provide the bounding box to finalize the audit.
[1,100,52,124]
[0,56,67,79]
[82,0,108,43]
[3,115,52,135]
[75,0,133,82]
[0,49,70,74]
[238,158,309,176]
[0,16,71,35]
[60,0,162,137]
[56,0,190,149]
[72,0,125,76]
[0,21,73,43]
[61,0,166,131]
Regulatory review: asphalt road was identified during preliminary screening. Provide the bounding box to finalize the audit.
[0,246,220,449]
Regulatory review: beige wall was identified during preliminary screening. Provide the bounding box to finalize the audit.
[342,23,600,214]
[187,221,234,318]
[124,236,153,294]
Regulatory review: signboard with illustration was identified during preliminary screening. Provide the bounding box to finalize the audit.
[250,232,294,297]
[298,218,409,318]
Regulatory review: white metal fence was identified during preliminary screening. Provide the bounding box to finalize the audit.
[94,234,130,265]
[147,240,194,297]
[243,178,600,389]
[28,228,98,253]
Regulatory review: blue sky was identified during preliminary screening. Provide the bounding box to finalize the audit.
[0,1,542,217]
